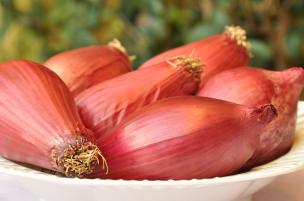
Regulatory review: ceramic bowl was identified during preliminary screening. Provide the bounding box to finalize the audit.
[1,102,304,201]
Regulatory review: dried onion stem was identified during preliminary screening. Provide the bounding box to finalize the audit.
[108,38,136,61]
[167,56,204,80]
[224,25,252,57]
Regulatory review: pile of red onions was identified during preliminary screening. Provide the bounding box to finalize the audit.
[0,26,303,181]
[76,55,203,138]
[140,25,251,87]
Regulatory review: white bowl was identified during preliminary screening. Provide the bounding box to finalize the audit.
[1,102,304,201]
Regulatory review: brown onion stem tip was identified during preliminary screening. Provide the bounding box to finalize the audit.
[224,25,252,57]
[167,56,204,80]
[57,142,108,177]
[108,38,136,62]
[108,38,126,53]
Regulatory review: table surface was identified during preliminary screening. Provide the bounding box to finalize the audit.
[253,169,304,201]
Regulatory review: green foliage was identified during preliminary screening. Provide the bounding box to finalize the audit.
[0,0,303,69]
[249,39,272,68]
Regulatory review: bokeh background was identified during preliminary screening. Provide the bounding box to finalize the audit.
[0,0,303,69]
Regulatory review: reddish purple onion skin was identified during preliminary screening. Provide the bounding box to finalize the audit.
[76,57,202,139]
[0,60,103,177]
[91,96,276,180]
[44,45,131,96]
[197,67,304,168]
[140,26,250,87]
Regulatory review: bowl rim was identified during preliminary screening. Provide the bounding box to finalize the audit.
[1,102,304,186]
[0,160,303,187]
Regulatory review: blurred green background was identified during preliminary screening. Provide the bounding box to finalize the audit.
[0,0,303,69]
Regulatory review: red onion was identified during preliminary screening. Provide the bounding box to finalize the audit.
[0,60,107,177]
[198,67,304,168]
[76,56,203,139]
[44,39,132,95]
[140,26,251,86]
[92,96,277,180]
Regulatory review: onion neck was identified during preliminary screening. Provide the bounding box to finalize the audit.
[263,67,304,93]
[281,67,304,86]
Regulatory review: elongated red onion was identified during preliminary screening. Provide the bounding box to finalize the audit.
[44,39,132,95]
[0,60,107,177]
[140,25,251,86]
[197,67,304,168]
[76,56,203,139]
[91,96,277,180]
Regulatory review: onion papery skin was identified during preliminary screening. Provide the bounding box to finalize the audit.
[140,26,250,86]
[0,60,105,177]
[44,44,132,96]
[197,66,304,168]
[76,56,203,139]
[92,96,277,180]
